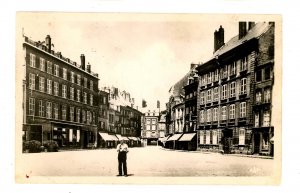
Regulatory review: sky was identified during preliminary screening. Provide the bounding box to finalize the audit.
[17,13,238,112]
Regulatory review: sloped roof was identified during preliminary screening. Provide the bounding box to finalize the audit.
[212,22,272,59]
[169,65,198,98]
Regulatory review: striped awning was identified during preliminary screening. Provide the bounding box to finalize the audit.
[167,134,183,141]
[128,137,138,141]
[178,133,196,141]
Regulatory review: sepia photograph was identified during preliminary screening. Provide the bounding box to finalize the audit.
[15,12,281,185]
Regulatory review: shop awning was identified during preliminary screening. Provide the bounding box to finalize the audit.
[116,134,123,140]
[99,132,118,141]
[179,133,196,142]
[128,137,138,141]
[167,134,183,141]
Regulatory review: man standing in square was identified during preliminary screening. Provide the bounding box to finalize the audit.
[117,140,129,177]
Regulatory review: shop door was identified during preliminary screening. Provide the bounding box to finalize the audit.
[253,132,260,154]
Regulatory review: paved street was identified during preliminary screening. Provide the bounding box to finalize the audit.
[20,146,274,177]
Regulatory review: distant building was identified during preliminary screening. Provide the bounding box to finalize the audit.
[142,110,160,145]
[22,35,99,149]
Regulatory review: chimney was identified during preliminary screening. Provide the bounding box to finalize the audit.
[214,25,225,52]
[248,22,255,30]
[239,22,247,39]
[190,63,196,70]
[87,64,91,73]
[80,54,85,70]
[45,35,51,53]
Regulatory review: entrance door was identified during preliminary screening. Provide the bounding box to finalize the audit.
[253,132,260,154]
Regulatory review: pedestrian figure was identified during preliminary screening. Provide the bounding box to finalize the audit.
[117,140,129,177]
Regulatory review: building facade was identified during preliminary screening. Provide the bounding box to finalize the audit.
[142,110,160,145]
[196,22,275,156]
[22,35,99,149]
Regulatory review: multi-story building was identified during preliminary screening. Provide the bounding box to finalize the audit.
[97,90,109,133]
[196,22,275,156]
[22,35,99,149]
[158,111,167,138]
[142,110,160,145]
[98,86,142,147]
[183,64,199,132]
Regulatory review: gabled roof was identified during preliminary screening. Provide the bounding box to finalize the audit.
[211,22,272,59]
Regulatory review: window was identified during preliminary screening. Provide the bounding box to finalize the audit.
[207,72,212,84]
[151,125,156,131]
[263,111,270,127]
[90,94,93,106]
[256,91,262,103]
[240,102,246,118]
[29,73,35,90]
[77,89,81,102]
[82,110,86,123]
[77,74,81,86]
[83,92,87,104]
[63,68,67,80]
[103,96,106,104]
[46,101,52,119]
[239,128,245,145]
[200,110,204,123]
[212,130,218,145]
[54,82,59,96]
[54,103,58,119]
[207,109,211,122]
[207,89,212,103]
[62,105,67,120]
[39,76,45,92]
[70,87,74,100]
[152,119,157,125]
[90,80,93,91]
[221,106,227,120]
[230,81,236,98]
[84,77,88,88]
[229,104,235,119]
[54,64,59,76]
[241,57,248,72]
[87,111,91,124]
[205,130,210,144]
[62,85,67,98]
[222,84,227,99]
[199,131,204,144]
[255,113,260,127]
[39,100,44,117]
[29,97,35,116]
[201,74,207,86]
[39,57,45,71]
[222,65,227,78]
[230,62,236,76]
[47,61,52,74]
[76,108,81,122]
[200,92,205,104]
[265,66,271,80]
[214,69,219,82]
[214,87,219,101]
[29,53,36,68]
[71,72,75,83]
[256,70,262,82]
[240,78,247,95]
[146,125,151,130]
[213,108,218,122]
[70,107,74,122]
[47,79,52,94]
[264,88,271,103]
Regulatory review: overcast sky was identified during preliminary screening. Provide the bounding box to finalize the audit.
[17,13,238,112]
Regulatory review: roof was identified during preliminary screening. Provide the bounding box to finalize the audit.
[212,22,272,60]
[178,133,196,141]
[169,65,198,98]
